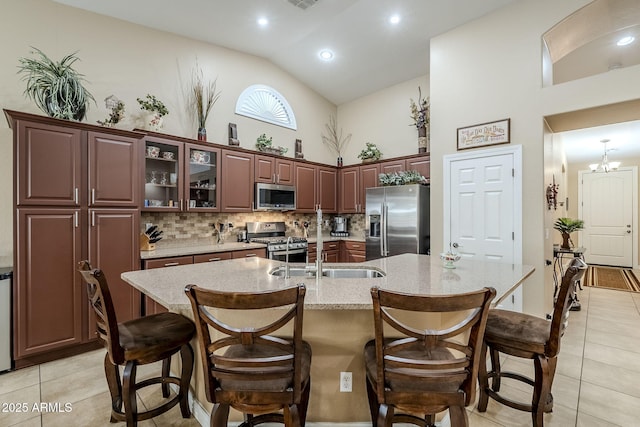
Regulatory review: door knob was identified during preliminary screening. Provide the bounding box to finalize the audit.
[452,242,459,248]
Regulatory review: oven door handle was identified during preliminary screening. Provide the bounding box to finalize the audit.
[269,248,307,256]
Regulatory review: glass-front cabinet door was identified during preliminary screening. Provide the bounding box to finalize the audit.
[143,138,182,211]
[185,144,220,211]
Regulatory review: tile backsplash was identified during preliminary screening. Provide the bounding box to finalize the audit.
[141,211,365,247]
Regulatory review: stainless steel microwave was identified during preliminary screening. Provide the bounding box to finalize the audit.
[255,183,296,211]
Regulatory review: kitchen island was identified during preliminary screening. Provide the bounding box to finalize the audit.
[121,254,534,423]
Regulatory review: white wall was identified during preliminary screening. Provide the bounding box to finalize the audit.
[429,0,640,315]
[337,75,429,165]
[0,0,339,266]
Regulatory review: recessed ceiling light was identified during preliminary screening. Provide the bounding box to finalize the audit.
[617,36,635,46]
[389,15,401,25]
[319,49,334,61]
[257,17,269,27]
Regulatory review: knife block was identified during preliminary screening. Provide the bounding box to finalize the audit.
[140,233,156,251]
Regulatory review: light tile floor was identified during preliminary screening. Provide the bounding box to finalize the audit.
[1,286,639,426]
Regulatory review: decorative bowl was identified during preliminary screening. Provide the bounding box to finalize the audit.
[440,252,461,269]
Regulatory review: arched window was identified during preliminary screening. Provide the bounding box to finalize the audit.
[235,84,297,130]
[542,0,640,86]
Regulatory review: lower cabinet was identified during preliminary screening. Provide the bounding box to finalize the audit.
[341,241,366,263]
[14,208,140,366]
[142,248,267,315]
[308,241,339,263]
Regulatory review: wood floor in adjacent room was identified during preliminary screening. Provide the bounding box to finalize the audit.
[1,285,639,426]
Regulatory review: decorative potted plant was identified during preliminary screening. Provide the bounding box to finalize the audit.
[256,133,288,155]
[379,170,428,186]
[321,114,352,167]
[358,142,382,163]
[191,63,221,141]
[17,47,95,121]
[553,217,584,249]
[97,95,125,127]
[409,86,430,153]
[137,94,168,131]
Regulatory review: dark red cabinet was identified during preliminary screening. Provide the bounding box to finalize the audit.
[6,110,143,366]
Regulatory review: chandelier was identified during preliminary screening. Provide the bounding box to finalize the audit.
[589,139,620,173]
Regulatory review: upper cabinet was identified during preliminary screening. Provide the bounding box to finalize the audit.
[221,149,254,212]
[255,155,295,185]
[14,113,141,208]
[16,120,82,207]
[294,163,337,213]
[143,136,221,212]
[88,131,139,207]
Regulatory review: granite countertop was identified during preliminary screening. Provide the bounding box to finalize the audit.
[140,235,366,259]
[140,241,267,260]
[122,254,534,311]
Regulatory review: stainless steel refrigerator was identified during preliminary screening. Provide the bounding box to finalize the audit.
[365,184,430,260]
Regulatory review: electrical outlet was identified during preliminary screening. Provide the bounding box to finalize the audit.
[340,371,352,392]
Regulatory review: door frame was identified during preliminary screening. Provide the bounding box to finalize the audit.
[577,166,638,269]
[443,144,523,264]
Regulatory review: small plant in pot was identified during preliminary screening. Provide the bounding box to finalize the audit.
[17,47,95,121]
[358,142,382,163]
[553,217,584,249]
[137,94,168,131]
[256,133,288,155]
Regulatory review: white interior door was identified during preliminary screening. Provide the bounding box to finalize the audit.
[444,145,522,311]
[579,169,634,267]
[449,154,515,262]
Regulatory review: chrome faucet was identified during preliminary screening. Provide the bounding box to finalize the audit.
[315,208,323,277]
[284,236,292,279]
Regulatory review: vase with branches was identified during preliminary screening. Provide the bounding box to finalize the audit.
[321,114,352,166]
[191,63,221,141]
[409,86,430,153]
[17,47,95,121]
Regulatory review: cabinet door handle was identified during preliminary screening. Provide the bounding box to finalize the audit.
[91,188,96,205]
[186,199,191,211]
[245,253,257,257]
[164,262,180,267]
[277,174,280,183]
[352,244,361,248]
[74,188,79,205]
[74,212,78,228]
[273,173,276,183]
[179,199,183,210]
[91,211,95,227]
[208,257,222,262]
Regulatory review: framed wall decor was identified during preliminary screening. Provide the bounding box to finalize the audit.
[457,118,510,150]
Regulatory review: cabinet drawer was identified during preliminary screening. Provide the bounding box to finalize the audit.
[343,241,364,251]
[193,252,233,263]
[323,241,339,251]
[232,248,266,259]
[144,255,194,269]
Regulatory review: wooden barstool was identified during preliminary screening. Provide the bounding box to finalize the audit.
[184,284,311,427]
[477,258,587,426]
[364,286,496,427]
[77,261,195,427]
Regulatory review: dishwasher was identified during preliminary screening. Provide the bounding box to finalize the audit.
[0,267,12,372]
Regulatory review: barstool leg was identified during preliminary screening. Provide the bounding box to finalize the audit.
[489,347,502,392]
[179,344,194,418]
[299,379,311,427]
[161,356,171,398]
[477,343,490,412]
[211,403,230,427]
[104,353,123,421]
[122,361,138,427]
[532,355,551,427]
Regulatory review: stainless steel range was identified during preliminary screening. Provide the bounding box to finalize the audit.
[246,221,308,262]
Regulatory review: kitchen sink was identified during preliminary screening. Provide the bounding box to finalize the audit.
[269,266,386,279]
